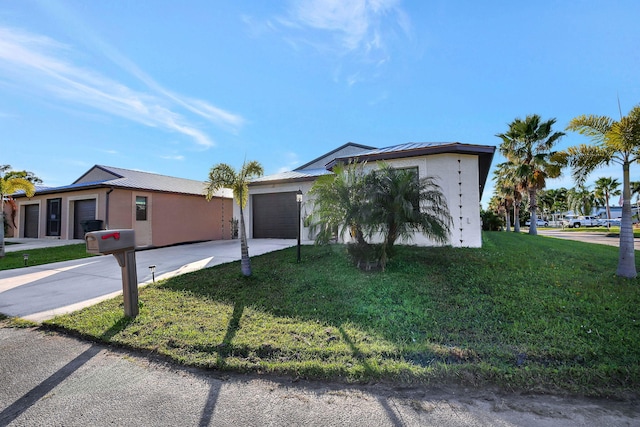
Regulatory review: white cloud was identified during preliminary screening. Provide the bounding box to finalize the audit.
[282,0,410,55]
[0,26,245,148]
[276,151,301,173]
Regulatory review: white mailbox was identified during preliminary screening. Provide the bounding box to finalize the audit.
[86,229,135,255]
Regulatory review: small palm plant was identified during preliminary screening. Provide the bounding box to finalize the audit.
[205,161,263,277]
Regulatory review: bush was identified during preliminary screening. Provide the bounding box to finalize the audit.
[481,210,503,231]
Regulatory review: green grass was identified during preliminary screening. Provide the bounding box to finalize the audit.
[0,244,95,270]
[43,233,639,397]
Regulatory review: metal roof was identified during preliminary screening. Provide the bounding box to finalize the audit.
[13,165,231,198]
[251,168,332,185]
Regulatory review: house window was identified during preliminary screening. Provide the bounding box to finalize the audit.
[136,196,147,221]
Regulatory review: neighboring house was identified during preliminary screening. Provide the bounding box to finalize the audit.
[7,165,233,248]
[243,142,495,248]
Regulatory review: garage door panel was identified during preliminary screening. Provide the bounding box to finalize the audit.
[24,205,39,238]
[253,192,297,239]
[73,199,96,239]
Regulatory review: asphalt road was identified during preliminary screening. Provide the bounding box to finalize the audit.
[2,327,638,427]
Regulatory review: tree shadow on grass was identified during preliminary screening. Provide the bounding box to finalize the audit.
[216,301,245,366]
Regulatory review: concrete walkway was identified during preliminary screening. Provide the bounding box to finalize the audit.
[0,238,307,322]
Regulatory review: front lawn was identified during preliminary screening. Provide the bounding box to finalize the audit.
[43,233,639,397]
[0,244,94,270]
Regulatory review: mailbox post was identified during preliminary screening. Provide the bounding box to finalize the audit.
[85,229,139,318]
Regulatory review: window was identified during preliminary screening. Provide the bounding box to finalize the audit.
[136,196,147,221]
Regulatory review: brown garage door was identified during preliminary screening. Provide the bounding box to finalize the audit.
[23,204,39,238]
[253,192,298,239]
[73,199,96,239]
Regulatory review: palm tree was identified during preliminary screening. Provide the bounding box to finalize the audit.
[365,164,452,256]
[308,161,369,246]
[566,185,596,216]
[1,165,37,258]
[564,104,640,278]
[496,115,565,235]
[594,177,621,228]
[205,161,263,277]
[493,161,523,232]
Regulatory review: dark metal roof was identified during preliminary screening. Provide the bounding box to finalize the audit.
[250,168,332,186]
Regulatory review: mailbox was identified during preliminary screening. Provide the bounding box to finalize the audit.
[85,229,135,255]
[85,229,139,318]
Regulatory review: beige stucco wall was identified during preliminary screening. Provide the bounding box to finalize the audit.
[12,189,105,240]
[151,192,232,247]
[10,188,232,248]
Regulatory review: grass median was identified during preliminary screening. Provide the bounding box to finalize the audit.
[43,232,639,397]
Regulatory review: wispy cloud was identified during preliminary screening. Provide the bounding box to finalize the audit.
[276,151,301,173]
[278,0,411,58]
[0,26,245,148]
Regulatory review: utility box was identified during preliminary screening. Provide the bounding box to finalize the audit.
[85,229,139,318]
[86,230,135,255]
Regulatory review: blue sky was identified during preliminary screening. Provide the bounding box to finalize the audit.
[1,1,639,207]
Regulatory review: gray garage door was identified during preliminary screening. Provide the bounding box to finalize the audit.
[23,204,39,238]
[253,192,298,239]
[73,199,96,239]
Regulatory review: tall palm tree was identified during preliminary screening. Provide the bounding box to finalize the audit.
[564,104,640,278]
[205,161,263,277]
[496,115,565,235]
[1,165,37,258]
[594,177,621,228]
[493,161,524,232]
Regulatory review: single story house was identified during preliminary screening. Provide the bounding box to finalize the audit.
[243,142,495,248]
[7,165,233,248]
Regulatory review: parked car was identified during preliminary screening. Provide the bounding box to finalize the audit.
[598,218,621,227]
[562,215,599,228]
[525,218,549,227]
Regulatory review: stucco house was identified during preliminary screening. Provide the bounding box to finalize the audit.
[243,142,495,248]
[7,165,233,248]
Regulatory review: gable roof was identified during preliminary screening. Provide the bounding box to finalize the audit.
[294,142,376,171]
[14,165,231,198]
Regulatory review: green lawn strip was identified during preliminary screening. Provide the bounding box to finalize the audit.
[43,233,640,397]
[558,226,640,238]
[0,244,95,270]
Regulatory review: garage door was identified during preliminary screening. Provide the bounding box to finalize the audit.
[23,204,39,238]
[73,199,96,239]
[253,192,298,239]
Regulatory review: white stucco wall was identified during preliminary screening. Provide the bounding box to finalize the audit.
[245,152,483,248]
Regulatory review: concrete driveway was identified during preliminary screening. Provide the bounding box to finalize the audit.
[0,239,302,322]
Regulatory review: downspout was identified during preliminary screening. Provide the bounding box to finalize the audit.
[105,187,114,230]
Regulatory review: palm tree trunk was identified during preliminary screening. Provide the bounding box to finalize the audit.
[505,207,511,232]
[238,205,252,277]
[0,211,5,258]
[617,162,636,278]
[529,188,538,236]
[513,204,521,233]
